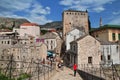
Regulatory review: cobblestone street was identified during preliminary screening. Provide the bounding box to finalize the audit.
[50,66,83,80]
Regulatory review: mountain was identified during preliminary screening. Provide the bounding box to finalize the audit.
[0,17,62,30]
[40,21,62,29]
[0,17,30,28]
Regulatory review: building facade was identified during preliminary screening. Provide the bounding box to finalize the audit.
[66,27,85,50]
[40,32,62,55]
[0,32,18,45]
[0,42,47,74]
[62,10,90,40]
[90,25,120,42]
[69,35,101,69]
[18,34,34,45]
[99,40,120,65]
[13,23,40,39]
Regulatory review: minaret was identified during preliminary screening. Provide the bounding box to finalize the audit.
[100,17,102,27]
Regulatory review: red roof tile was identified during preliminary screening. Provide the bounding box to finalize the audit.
[21,23,38,26]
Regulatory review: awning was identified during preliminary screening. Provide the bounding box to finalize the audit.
[47,51,53,56]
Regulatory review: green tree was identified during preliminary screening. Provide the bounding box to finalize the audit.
[17,73,31,80]
[41,30,48,35]
[0,72,30,80]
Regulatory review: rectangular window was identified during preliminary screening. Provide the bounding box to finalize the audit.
[30,38,33,40]
[73,45,75,51]
[2,41,3,44]
[118,34,120,40]
[74,36,76,40]
[8,41,10,44]
[112,33,116,41]
[101,55,103,60]
[51,40,53,44]
[116,46,119,52]
[37,49,39,51]
[96,35,98,37]
[7,56,9,59]
[88,57,92,64]
[13,49,15,51]
[108,55,111,60]
[1,56,4,59]
[47,46,48,49]
[18,56,19,59]
[1,64,3,66]
[107,47,109,53]
[23,56,25,58]
[24,42,26,44]
[51,46,53,49]
[47,41,49,44]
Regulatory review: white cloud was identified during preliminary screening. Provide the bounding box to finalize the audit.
[0,0,52,25]
[112,11,120,15]
[109,18,120,25]
[59,0,116,12]
[93,7,105,12]
[59,0,74,6]
[69,5,88,11]
[28,14,52,25]
[0,0,33,11]
[31,3,50,15]
[1,13,52,25]
[108,15,120,25]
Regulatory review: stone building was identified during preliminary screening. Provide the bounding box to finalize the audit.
[40,32,62,55]
[0,31,47,75]
[62,9,90,40]
[0,29,12,35]
[13,23,40,39]
[98,39,120,65]
[66,27,85,51]
[90,24,120,42]
[0,42,47,74]
[0,32,18,45]
[18,34,34,44]
[69,35,101,68]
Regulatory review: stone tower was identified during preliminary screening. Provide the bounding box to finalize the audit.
[62,9,90,40]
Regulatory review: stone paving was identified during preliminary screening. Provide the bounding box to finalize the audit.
[50,66,83,80]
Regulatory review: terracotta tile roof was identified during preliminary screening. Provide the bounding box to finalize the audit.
[21,23,38,26]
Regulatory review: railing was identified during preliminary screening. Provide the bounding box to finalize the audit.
[77,63,120,80]
[112,63,120,80]
[0,55,56,80]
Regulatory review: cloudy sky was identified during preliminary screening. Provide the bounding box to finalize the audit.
[0,0,120,27]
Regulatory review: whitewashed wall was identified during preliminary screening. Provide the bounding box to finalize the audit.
[66,28,84,50]
[101,44,120,64]
[20,25,40,38]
